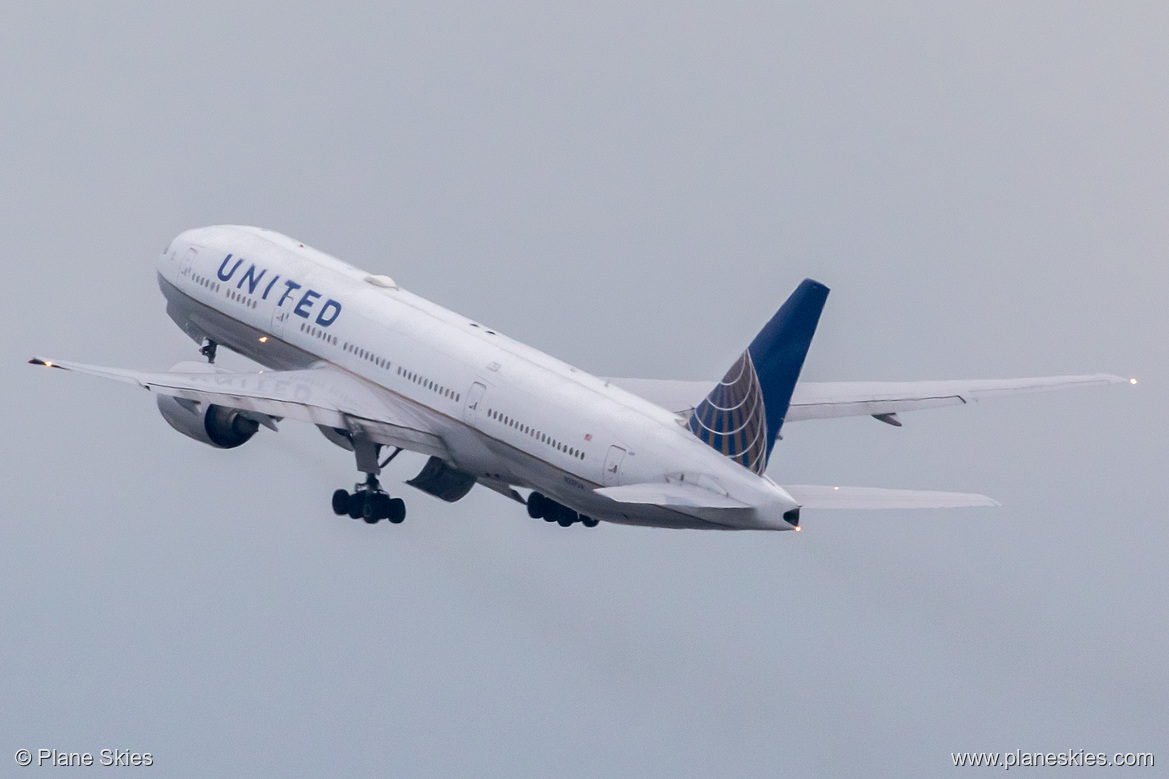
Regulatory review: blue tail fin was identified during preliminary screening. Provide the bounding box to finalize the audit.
[686,279,829,474]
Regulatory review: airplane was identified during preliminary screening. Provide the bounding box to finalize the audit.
[29,225,1130,531]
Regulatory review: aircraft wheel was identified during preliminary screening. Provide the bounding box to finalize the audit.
[557,515,575,527]
[332,489,350,516]
[346,492,366,519]
[526,493,546,519]
[581,517,599,528]
[369,493,391,519]
[362,494,387,524]
[387,498,406,524]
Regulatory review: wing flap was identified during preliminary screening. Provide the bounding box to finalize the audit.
[784,485,999,509]
[30,357,450,459]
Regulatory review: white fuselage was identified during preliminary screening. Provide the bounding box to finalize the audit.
[157,225,798,530]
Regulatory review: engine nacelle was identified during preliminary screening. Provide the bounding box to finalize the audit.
[156,395,260,449]
[154,361,260,449]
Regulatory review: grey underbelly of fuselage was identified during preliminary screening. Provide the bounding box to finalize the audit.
[159,273,317,371]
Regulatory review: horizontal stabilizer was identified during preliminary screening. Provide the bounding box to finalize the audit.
[607,373,1128,420]
[784,485,999,509]
[595,483,752,509]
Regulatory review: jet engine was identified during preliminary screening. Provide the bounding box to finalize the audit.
[154,361,268,449]
[156,395,260,449]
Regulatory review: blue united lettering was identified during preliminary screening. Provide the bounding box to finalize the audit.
[294,289,321,318]
[217,254,242,281]
[278,280,302,306]
[316,299,341,326]
[237,264,266,294]
[208,254,342,327]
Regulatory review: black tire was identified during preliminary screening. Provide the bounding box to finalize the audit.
[332,489,350,515]
[371,493,392,519]
[557,514,576,527]
[526,492,545,519]
[388,498,406,524]
[581,517,599,528]
[362,494,386,524]
[347,492,366,519]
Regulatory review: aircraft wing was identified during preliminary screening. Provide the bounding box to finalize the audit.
[783,485,999,509]
[28,357,451,459]
[607,374,1128,421]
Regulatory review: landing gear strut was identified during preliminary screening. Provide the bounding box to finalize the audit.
[200,339,218,364]
[330,439,407,525]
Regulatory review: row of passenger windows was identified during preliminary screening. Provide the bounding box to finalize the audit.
[487,408,586,460]
[188,272,530,436]
[398,366,458,402]
[192,273,220,293]
[300,320,338,345]
[343,340,390,370]
[226,287,257,309]
[338,339,462,403]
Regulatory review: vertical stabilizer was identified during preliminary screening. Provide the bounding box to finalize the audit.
[687,279,829,473]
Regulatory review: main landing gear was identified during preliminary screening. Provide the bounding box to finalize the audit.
[526,492,599,528]
[331,439,407,525]
[332,474,406,524]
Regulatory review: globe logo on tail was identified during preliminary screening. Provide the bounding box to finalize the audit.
[686,350,769,475]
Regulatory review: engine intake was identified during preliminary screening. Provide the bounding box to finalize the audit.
[156,395,259,449]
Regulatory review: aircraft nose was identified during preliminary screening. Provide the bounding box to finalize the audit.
[158,226,226,276]
[163,225,239,262]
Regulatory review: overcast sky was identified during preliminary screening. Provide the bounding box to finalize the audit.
[2,3,1166,776]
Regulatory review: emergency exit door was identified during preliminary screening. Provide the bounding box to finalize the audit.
[602,445,626,487]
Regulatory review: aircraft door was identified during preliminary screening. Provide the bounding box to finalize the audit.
[463,382,486,424]
[602,445,626,487]
[270,294,292,338]
[180,246,196,278]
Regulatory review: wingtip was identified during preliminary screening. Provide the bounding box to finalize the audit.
[29,357,59,368]
[956,492,1000,507]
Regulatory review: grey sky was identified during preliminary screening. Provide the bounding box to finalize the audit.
[2,3,1166,775]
